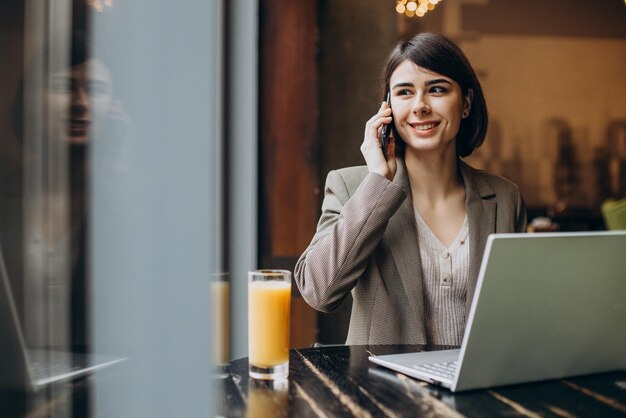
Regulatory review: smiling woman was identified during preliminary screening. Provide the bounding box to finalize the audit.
[389,61,468,159]
[382,33,487,159]
[5,30,125,354]
[295,33,526,347]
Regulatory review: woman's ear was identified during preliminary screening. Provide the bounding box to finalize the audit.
[462,88,473,118]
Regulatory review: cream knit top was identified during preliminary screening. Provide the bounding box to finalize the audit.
[414,207,470,346]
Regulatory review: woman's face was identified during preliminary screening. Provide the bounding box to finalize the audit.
[389,60,470,156]
[47,58,113,146]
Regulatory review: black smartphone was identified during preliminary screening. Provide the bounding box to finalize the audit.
[380,90,392,158]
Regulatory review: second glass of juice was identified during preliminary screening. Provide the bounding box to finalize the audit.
[248,270,291,380]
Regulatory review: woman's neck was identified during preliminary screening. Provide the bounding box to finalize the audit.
[404,146,463,205]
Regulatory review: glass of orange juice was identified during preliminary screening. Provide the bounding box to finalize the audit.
[248,270,291,380]
[211,272,230,371]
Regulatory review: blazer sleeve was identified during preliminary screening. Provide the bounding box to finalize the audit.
[294,170,406,312]
[515,186,528,233]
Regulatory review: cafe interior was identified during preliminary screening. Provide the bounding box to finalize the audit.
[1,0,625,416]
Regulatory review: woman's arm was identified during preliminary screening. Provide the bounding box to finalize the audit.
[515,187,528,233]
[294,169,405,312]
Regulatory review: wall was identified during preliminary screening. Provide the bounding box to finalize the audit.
[318,0,399,178]
[463,36,626,208]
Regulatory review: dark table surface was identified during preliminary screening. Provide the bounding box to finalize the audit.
[217,345,626,418]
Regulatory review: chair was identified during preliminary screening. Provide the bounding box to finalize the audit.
[601,199,626,230]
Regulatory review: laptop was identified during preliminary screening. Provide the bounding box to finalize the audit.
[369,231,626,392]
[0,242,126,392]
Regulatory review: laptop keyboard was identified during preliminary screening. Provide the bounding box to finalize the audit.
[30,361,80,379]
[412,361,458,380]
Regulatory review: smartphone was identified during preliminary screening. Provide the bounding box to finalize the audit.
[380,90,392,158]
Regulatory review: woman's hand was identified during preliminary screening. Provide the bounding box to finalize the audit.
[360,101,397,181]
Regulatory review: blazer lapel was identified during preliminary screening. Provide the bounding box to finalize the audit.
[385,160,428,344]
[460,160,496,317]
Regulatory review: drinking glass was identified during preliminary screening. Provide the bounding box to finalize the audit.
[211,272,230,368]
[248,270,291,379]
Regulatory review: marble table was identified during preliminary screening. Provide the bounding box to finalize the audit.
[217,345,626,417]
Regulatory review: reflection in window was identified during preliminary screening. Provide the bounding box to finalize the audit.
[1,0,222,415]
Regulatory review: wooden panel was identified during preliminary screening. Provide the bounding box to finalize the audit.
[290,296,317,349]
[259,0,319,259]
[259,0,320,346]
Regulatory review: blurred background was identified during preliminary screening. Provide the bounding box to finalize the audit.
[0,0,625,416]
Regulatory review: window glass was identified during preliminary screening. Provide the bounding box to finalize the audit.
[0,0,221,415]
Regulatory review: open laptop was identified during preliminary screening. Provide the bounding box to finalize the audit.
[0,242,126,392]
[369,231,626,392]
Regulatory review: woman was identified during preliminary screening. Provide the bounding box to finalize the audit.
[47,34,128,353]
[294,33,526,346]
[7,32,127,353]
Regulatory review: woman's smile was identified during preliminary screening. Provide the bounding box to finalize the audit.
[409,120,441,136]
[68,118,90,137]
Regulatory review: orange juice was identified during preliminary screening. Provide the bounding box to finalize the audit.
[211,280,229,364]
[248,280,291,367]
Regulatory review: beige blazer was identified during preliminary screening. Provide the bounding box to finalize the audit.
[294,159,527,345]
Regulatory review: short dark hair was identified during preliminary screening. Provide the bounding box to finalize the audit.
[381,32,488,158]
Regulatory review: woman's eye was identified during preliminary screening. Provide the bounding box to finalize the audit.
[88,80,111,97]
[430,86,448,94]
[396,89,412,96]
[49,78,71,93]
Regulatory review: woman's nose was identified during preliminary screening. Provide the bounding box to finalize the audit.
[412,92,430,115]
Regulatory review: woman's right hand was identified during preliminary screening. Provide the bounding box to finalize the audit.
[360,101,397,181]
